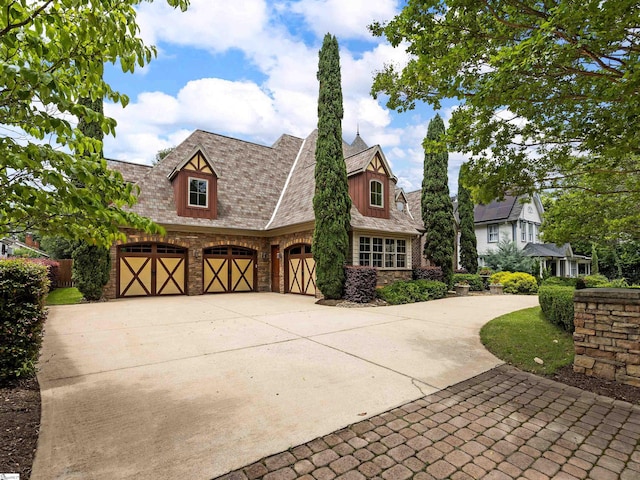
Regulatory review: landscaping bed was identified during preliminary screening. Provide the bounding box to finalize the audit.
[0,377,41,479]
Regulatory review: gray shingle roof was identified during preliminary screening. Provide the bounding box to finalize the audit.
[523,243,571,258]
[109,129,419,236]
[106,158,152,184]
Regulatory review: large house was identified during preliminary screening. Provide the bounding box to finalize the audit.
[105,129,420,299]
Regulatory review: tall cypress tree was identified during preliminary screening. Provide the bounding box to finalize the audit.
[457,164,478,273]
[312,34,351,299]
[422,115,455,286]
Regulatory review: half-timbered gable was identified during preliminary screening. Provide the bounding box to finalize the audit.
[346,147,394,220]
[168,147,219,219]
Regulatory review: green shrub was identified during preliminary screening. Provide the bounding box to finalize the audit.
[542,277,578,287]
[452,273,484,291]
[539,285,575,332]
[489,271,511,285]
[377,280,447,305]
[582,274,610,288]
[0,259,50,382]
[343,266,377,303]
[502,272,538,294]
[72,243,110,300]
[607,278,630,288]
[413,266,444,282]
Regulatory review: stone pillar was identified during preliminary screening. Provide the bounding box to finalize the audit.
[573,288,640,387]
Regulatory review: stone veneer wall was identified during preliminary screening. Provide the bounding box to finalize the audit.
[376,269,413,286]
[573,288,640,387]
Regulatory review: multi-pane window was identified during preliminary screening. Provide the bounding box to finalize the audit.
[359,237,407,268]
[370,180,383,207]
[373,238,383,267]
[528,222,534,242]
[189,178,208,207]
[359,237,371,266]
[488,224,499,243]
[521,220,526,242]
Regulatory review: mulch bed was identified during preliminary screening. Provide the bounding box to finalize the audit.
[0,377,41,479]
[550,365,640,404]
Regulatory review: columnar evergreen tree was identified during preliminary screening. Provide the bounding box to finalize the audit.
[422,115,455,286]
[591,245,599,275]
[457,165,478,273]
[313,34,352,299]
[72,94,111,300]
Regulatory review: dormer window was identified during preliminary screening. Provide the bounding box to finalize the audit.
[370,180,383,207]
[189,178,208,207]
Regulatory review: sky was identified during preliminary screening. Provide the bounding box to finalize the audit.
[103,0,467,194]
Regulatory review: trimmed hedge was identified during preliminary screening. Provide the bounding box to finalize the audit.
[542,277,578,287]
[489,271,538,294]
[539,285,575,332]
[413,266,444,282]
[452,273,484,291]
[72,243,110,300]
[23,258,60,287]
[343,266,377,303]
[377,280,448,305]
[0,259,50,382]
[582,274,610,288]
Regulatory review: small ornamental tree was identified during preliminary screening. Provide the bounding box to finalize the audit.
[457,165,478,273]
[312,34,352,299]
[72,243,110,301]
[422,115,456,286]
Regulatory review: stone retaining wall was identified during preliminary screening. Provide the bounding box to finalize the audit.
[573,288,640,387]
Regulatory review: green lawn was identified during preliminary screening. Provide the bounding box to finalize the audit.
[480,306,574,375]
[46,287,83,305]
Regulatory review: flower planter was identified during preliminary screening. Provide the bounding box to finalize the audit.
[455,284,470,296]
[490,284,504,295]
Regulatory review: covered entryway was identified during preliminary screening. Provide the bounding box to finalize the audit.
[203,246,257,293]
[286,244,316,295]
[117,243,187,297]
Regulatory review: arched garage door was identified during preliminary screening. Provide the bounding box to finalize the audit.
[117,243,187,297]
[203,246,257,293]
[286,244,316,296]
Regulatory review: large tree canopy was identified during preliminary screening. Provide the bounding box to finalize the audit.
[371,0,640,204]
[1,0,188,246]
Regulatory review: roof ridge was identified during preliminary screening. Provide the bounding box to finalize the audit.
[192,129,302,150]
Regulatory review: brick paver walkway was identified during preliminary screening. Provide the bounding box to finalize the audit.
[215,365,640,480]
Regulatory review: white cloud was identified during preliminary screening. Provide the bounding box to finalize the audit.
[289,0,399,39]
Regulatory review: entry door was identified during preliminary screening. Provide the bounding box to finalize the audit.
[286,244,316,296]
[271,245,280,293]
[203,246,256,293]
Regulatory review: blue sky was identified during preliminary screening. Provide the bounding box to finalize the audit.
[103,0,466,193]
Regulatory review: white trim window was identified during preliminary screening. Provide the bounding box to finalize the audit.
[520,220,526,242]
[488,224,499,243]
[370,180,383,207]
[188,177,208,207]
[528,222,534,242]
[359,236,406,268]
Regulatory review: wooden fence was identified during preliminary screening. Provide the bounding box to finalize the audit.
[56,259,74,287]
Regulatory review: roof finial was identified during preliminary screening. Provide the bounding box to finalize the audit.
[357,122,360,136]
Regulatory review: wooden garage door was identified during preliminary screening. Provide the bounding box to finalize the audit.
[287,244,316,296]
[203,246,256,293]
[118,244,187,297]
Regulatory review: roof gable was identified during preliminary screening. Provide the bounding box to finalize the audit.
[345,146,394,179]
[168,146,219,180]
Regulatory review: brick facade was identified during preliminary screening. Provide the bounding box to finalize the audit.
[573,288,640,387]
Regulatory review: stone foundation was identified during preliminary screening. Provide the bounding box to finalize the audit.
[375,269,412,286]
[573,288,640,387]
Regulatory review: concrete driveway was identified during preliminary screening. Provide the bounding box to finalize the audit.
[32,293,538,480]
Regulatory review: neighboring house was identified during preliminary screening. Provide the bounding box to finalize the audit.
[523,243,592,277]
[405,192,590,277]
[474,195,543,256]
[105,130,420,299]
[474,195,590,276]
[0,235,49,258]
